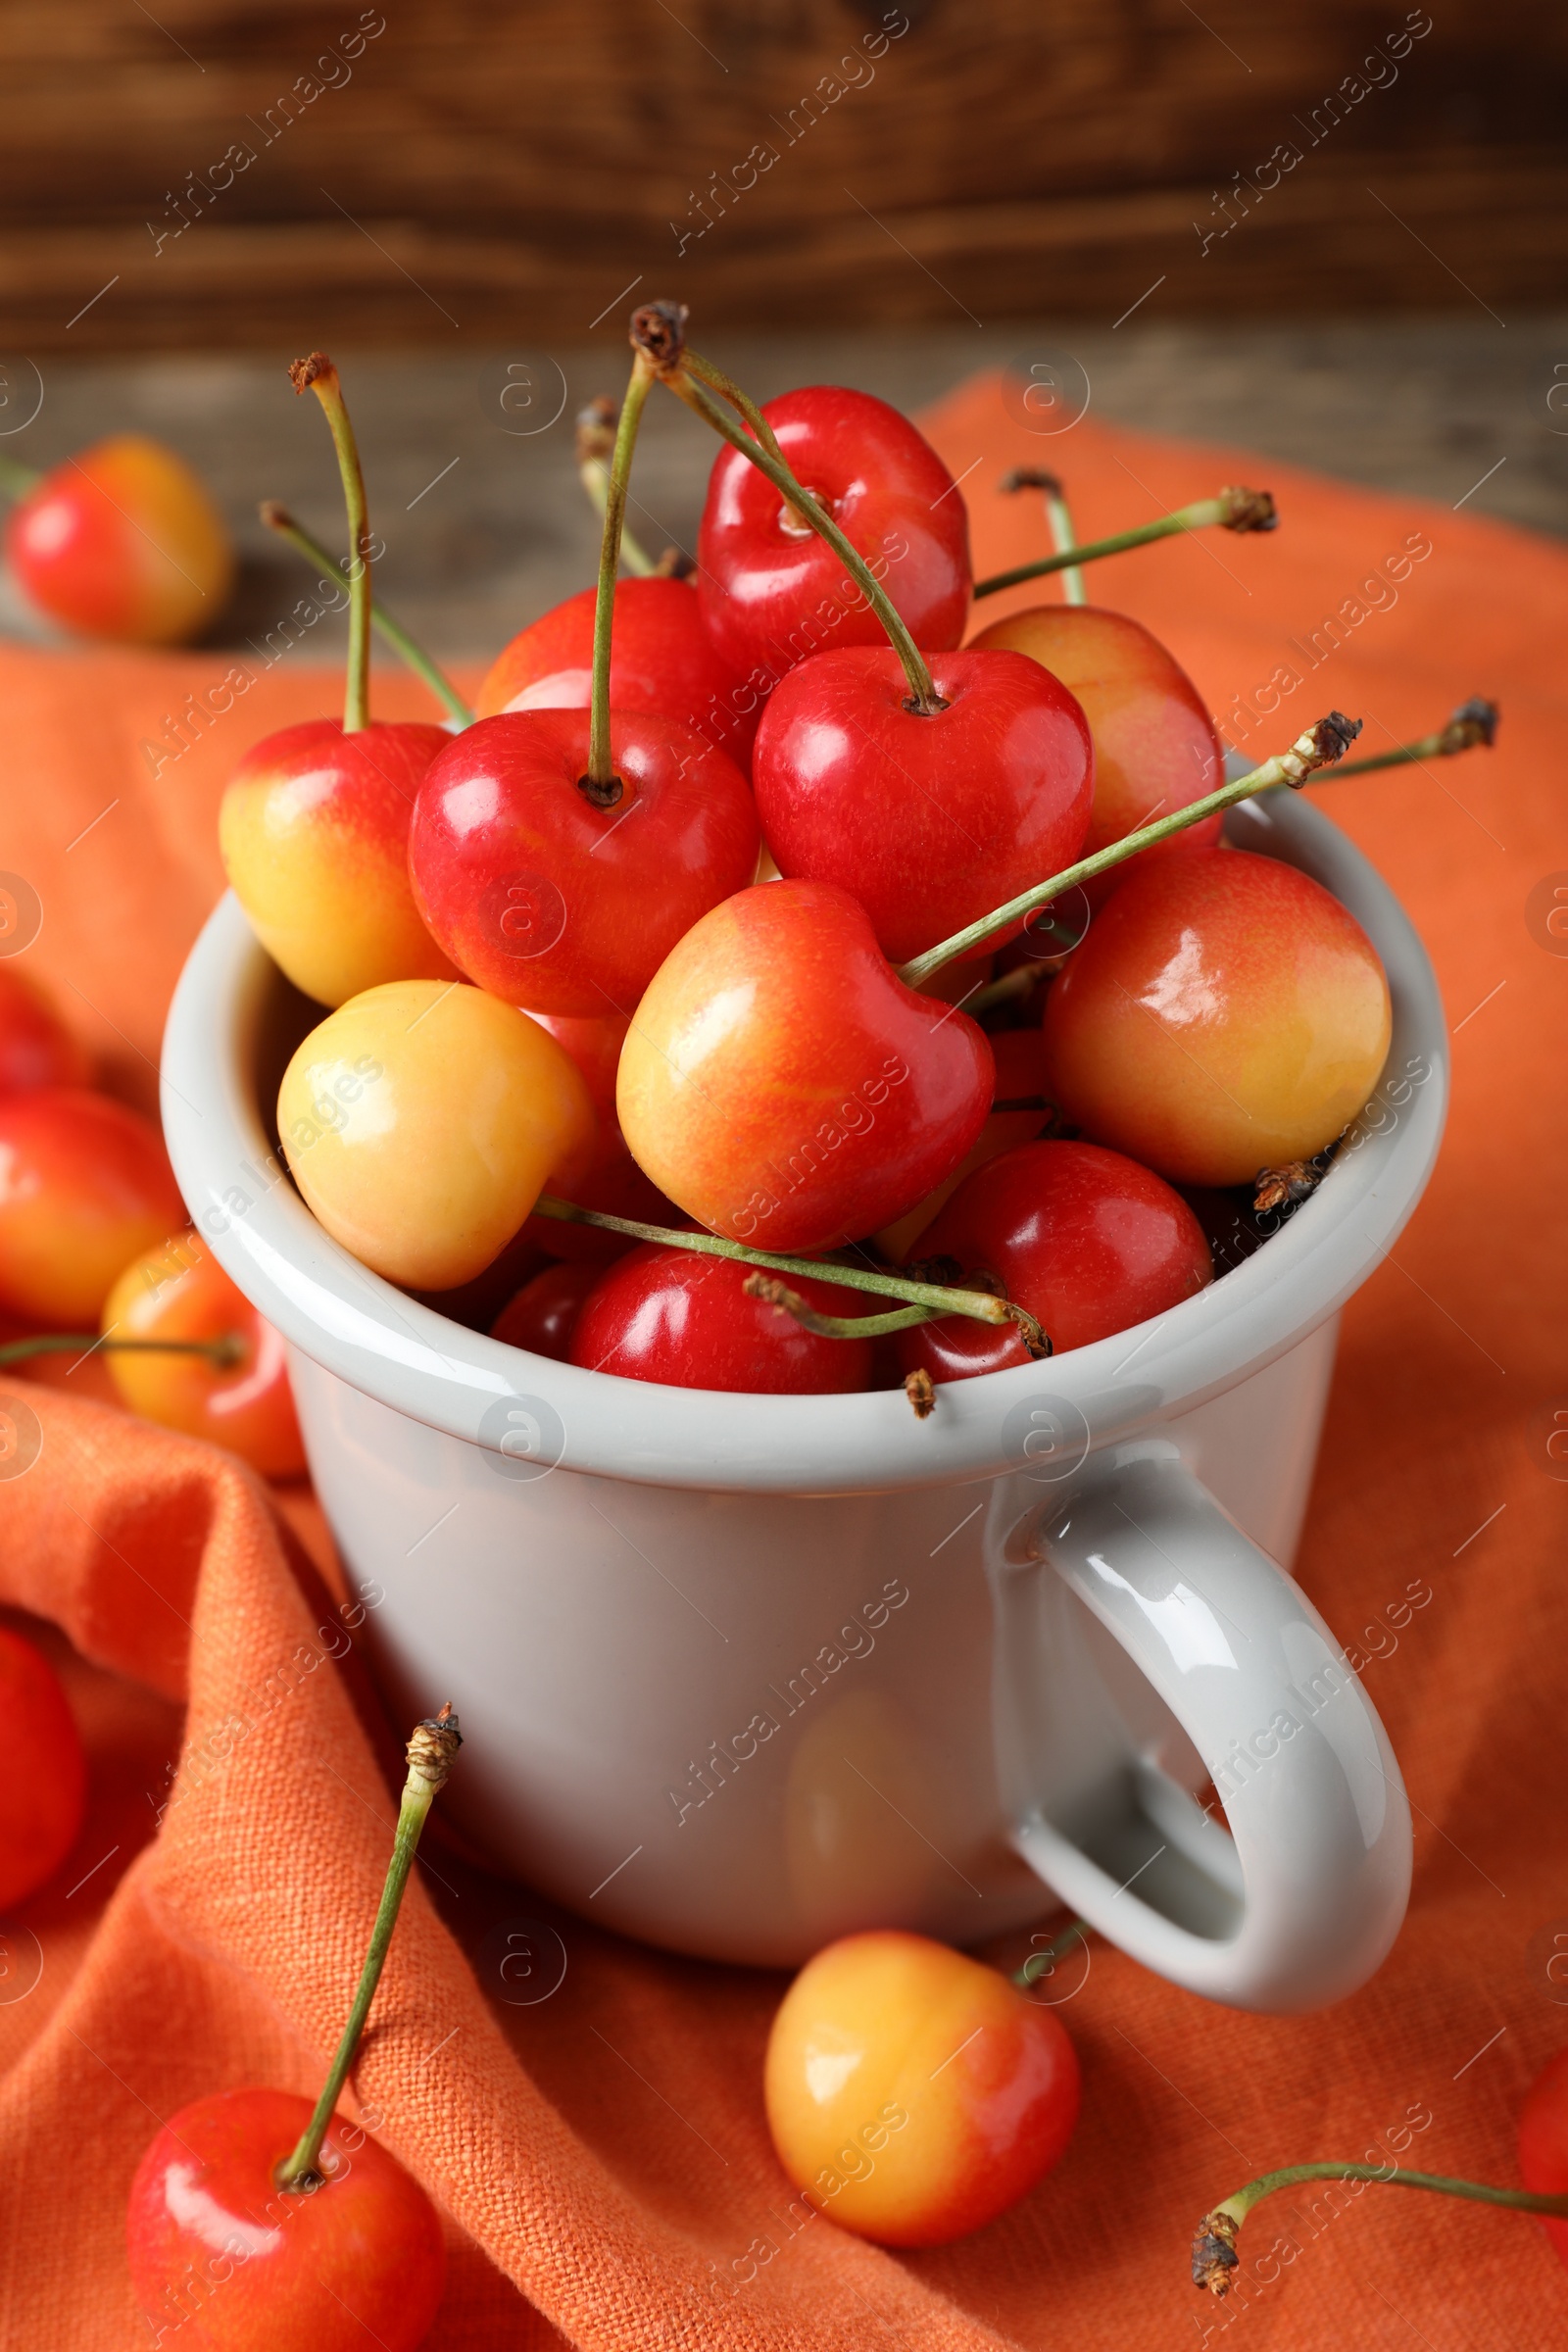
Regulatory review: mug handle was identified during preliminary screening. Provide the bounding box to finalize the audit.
[992,1440,1411,2012]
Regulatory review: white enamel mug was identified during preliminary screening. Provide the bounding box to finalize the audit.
[161,790,1444,2011]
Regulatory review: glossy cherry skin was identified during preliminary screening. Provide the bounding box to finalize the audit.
[893,1140,1212,1381]
[1519,2047,1568,2269]
[1043,847,1393,1187]
[101,1231,306,1479]
[0,1088,186,1324]
[617,881,995,1253]
[698,387,971,686]
[0,967,90,1096]
[6,433,233,644]
[876,1027,1056,1262]
[753,647,1094,965]
[570,1246,873,1393]
[0,1625,87,1908]
[764,1931,1079,2247]
[126,2089,445,2349]
[474,577,757,768]
[278,980,595,1292]
[408,709,760,1017]
[491,1260,601,1359]
[220,720,458,1008]
[968,605,1223,900]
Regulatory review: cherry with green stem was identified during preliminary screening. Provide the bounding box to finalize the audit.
[897,710,1362,992]
[259,500,472,724]
[1002,468,1086,605]
[971,483,1278,600]
[575,398,658,577]
[1193,2162,1568,2297]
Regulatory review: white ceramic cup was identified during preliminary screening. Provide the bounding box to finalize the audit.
[161,789,1445,2011]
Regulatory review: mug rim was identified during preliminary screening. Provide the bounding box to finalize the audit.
[160,791,1447,1496]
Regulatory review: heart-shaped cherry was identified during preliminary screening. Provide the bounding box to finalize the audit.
[220,355,456,1007]
[475,575,757,769]
[752,644,1093,963]
[616,879,994,1253]
[697,384,971,684]
[894,1139,1213,1381]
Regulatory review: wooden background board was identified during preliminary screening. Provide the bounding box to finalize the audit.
[0,0,1562,348]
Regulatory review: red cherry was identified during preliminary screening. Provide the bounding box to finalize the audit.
[1519,2048,1568,2268]
[1042,847,1393,1187]
[0,966,90,1096]
[0,1625,86,1908]
[894,1140,1212,1380]
[521,1009,627,1134]
[752,646,1093,963]
[569,1245,873,1393]
[491,1259,600,1358]
[968,604,1223,900]
[616,881,995,1253]
[126,2088,445,2349]
[697,387,971,685]
[877,1027,1058,1262]
[408,710,760,1017]
[5,434,233,645]
[220,719,457,1007]
[0,1088,186,1325]
[474,576,757,768]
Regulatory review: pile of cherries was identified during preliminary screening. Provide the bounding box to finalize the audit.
[221,313,1396,1406]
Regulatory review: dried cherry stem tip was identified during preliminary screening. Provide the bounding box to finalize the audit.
[275,1704,462,2193]
[973,484,1276,600]
[630,301,945,717]
[259,502,471,725]
[290,354,371,735]
[1327,696,1498,780]
[899,711,1362,990]
[1193,2164,1568,2297]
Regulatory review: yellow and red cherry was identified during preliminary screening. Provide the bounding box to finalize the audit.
[407,708,760,1017]
[616,881,995,1253]
[278,980,595,1292]
[0,966,90,1097]
[0,1624,87,1908]
[1043,847,1392,1187]
[569,1245,874,1392]
[0,1089,186,1324]
[752,645,1094,964]
[876,1027,1058,1262]
[893,1139,1213,1382]
[220,719,459,1006]
[474,576,758,769]
[698,386,972,682]
[491,1260,600,1359]
[969,604,1224,900]
[764,1930,1080,2247]
[127,2089,444,2349]
[4,433,233,644]
[101,1232,306,1479]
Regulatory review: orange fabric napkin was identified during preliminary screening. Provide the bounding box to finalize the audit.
[1,378,1565,2349]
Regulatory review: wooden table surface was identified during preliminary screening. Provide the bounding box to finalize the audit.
[1,318,1562,661]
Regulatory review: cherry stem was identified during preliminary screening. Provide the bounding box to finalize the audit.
[1012,1917,1088,1987]
[742,1270,936,1341]
[276,1705,462,2193]
[972,484,1277,600]
[585,355,657,798]
[1319,696,1498,779]
[575,400,657,578]
[0,1333,246,1370]
[632,309,943,714]
[1193,2164,1568,2297]
[290,354,371,734]
[898,710,1363,990]
[0,452,41,498]
[259,502,471,725]
[530,1194,1050,1355]
[1002,469,1085,605]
